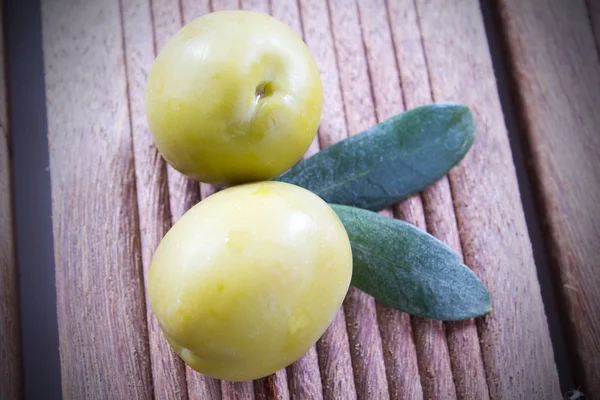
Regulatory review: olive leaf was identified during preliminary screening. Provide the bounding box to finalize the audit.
[331,204,491,320]
[277,103,475,211]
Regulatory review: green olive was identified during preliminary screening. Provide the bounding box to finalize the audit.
[145,11,323,186]
[148,181,352,381]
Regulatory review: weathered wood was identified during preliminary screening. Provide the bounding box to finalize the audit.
[375,305,421,400]
[396,203,457,400]
[271,0,302,38]
[39,0,578,398]
[385,1,489,399]
[121,0,188,398]
[357,0,462,398]
[416,1,562,398]
[241,0,269,13]
[222,381,256,400]
[297,1,356,399]
[326,1,391,399]
[212,0,240,12]
[423,180,489,400]
[0,0,23,396]
[286,346,323,400]
[254,370,290,400]
[497,0,600,396]
[41,0,153,397]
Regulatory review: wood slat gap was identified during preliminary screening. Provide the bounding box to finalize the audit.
[321,0,350,151]
[585,0,600,56]
[485,0,595,394]
[482,1,577,393]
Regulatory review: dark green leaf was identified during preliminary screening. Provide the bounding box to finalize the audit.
[277,103,476,211]
[331,204,491,320]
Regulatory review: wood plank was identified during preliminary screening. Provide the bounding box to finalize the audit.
[415,1,562,398]
[120,0,189,398]
[356,1,460,399]
[497,0,600,396]
[385,1,490,399]
[253,370,290,400]
[285,346,323,400]
[271,0,302,37]
[0,0,23,396]
[241,0,269,13]
[423,180,490,400]
[41,0,153,397]
[297,0,356,398]
[222,381,255,400]
[212,0,240,11]
[326,0,391,398]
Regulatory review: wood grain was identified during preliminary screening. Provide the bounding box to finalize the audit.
[212,0,240,12]
[497,0,600,396]
[297,1,356,399]
[326,0,392,398]
[271,0,302,37]
[416,0,562,398]
[254,370,289,400]
[0,0,23,396]
[37,0,576,398]
[222,381,256,400]
[357,0,461,399]
[121,0,189,398]
[42,0,153,397]
[241,0,269,13]
[286,346,323,400]
[385,1,489,398]
[397,205,457,400]
[423,181,490,400]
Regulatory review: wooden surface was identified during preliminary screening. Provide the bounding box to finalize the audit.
[383,2,488,398]
[0,0,23,397]
[16,0,596,398]
[418,1,561,398]
[497,0,600,397]
[42,0,153,398]
[121,0,190,398]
